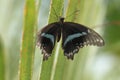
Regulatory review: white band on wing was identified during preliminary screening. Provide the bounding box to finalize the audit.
[41,33,54,45]
[64,32,87,46]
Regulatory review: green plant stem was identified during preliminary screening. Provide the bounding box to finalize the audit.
[19,0,36,80]
[0,36,5,80]
[39,0,64,80]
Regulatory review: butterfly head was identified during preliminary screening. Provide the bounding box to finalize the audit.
[59,17,65,23]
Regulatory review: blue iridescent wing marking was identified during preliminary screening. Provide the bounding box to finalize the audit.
[62,22,104,60]
[37,22,61,60]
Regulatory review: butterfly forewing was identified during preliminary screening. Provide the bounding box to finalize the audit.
[37,22,61,60]
[62,22,104,60]
[37,17,104,61]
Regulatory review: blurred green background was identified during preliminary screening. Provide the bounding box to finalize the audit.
[0,0,120,80]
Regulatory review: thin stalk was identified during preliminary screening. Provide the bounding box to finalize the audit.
[39,0,64,80]
[19,0,36,80]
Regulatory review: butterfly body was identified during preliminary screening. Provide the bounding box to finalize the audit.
[37,17,104,60]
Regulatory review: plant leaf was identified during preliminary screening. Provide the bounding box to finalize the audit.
[0,36,5,80]
[19,0,37,80]
[39,0,64,80]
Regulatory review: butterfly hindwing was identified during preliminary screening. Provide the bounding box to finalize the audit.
[37,17,104,61]
[62,22,104,60]
[37,22,61,60]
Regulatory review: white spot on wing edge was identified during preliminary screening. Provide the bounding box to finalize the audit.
[41,33,54,45]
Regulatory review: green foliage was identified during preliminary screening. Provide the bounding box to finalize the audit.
[0,0,120,80]
[19,0,37,80]
[0,36,5,80]
[104,0,120,55]
[39,0,64,80]
[39,0,105,80]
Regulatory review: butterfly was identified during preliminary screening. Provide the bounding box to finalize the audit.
[37,17,105,61]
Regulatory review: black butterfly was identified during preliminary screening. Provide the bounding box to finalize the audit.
[37,17,104,61]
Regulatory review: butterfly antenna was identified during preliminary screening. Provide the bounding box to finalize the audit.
[51,6,59,20]
[62,7,65,17]
[66,10,80,19]
[92,21,120,29]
